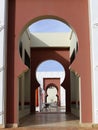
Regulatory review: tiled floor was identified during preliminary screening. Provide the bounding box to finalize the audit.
[19,112,79,128]
[1,112,98,130]
[19,105,79,128]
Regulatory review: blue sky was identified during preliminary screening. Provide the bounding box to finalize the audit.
[29,19,70,72]
[37,60,64,72]
[29,19,71,33]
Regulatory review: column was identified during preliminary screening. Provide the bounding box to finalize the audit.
[89,0,98,124]
[30,86,36,113]
[0,0,8,127]
[65,69,71,113]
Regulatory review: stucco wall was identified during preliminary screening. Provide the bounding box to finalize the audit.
[18,69,30,119]
[24,70,30,103]
[89,0,98,124]
[30,32,71,47]
[70,70,79,117]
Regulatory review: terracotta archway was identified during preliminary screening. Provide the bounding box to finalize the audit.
[6,0,92,126]
[30,48,70,113]
[43,78,60,106]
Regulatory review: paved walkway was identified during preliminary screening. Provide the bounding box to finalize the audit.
[1,127,98,130]
[19,112,79,127]
[1,112,98,130]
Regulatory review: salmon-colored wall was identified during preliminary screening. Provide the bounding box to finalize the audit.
[44,78,60,91]
[7,0,92,124]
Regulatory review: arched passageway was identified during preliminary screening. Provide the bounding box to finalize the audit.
[46,85,58,104]
[6,0,92,127]
[30,48,71,113]
[35,60,66,113]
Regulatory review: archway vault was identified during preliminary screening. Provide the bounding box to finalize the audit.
[30,47,70,87]
[6,0,92,126]
[43,78,60,106]
[30,47,70,113]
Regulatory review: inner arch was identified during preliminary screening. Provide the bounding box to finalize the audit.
[19,18,78,67]
[36,60,65,85]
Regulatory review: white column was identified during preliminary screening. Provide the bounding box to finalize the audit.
[89,0,98,124]
[0,0,8,127]
[92,26,98,123]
